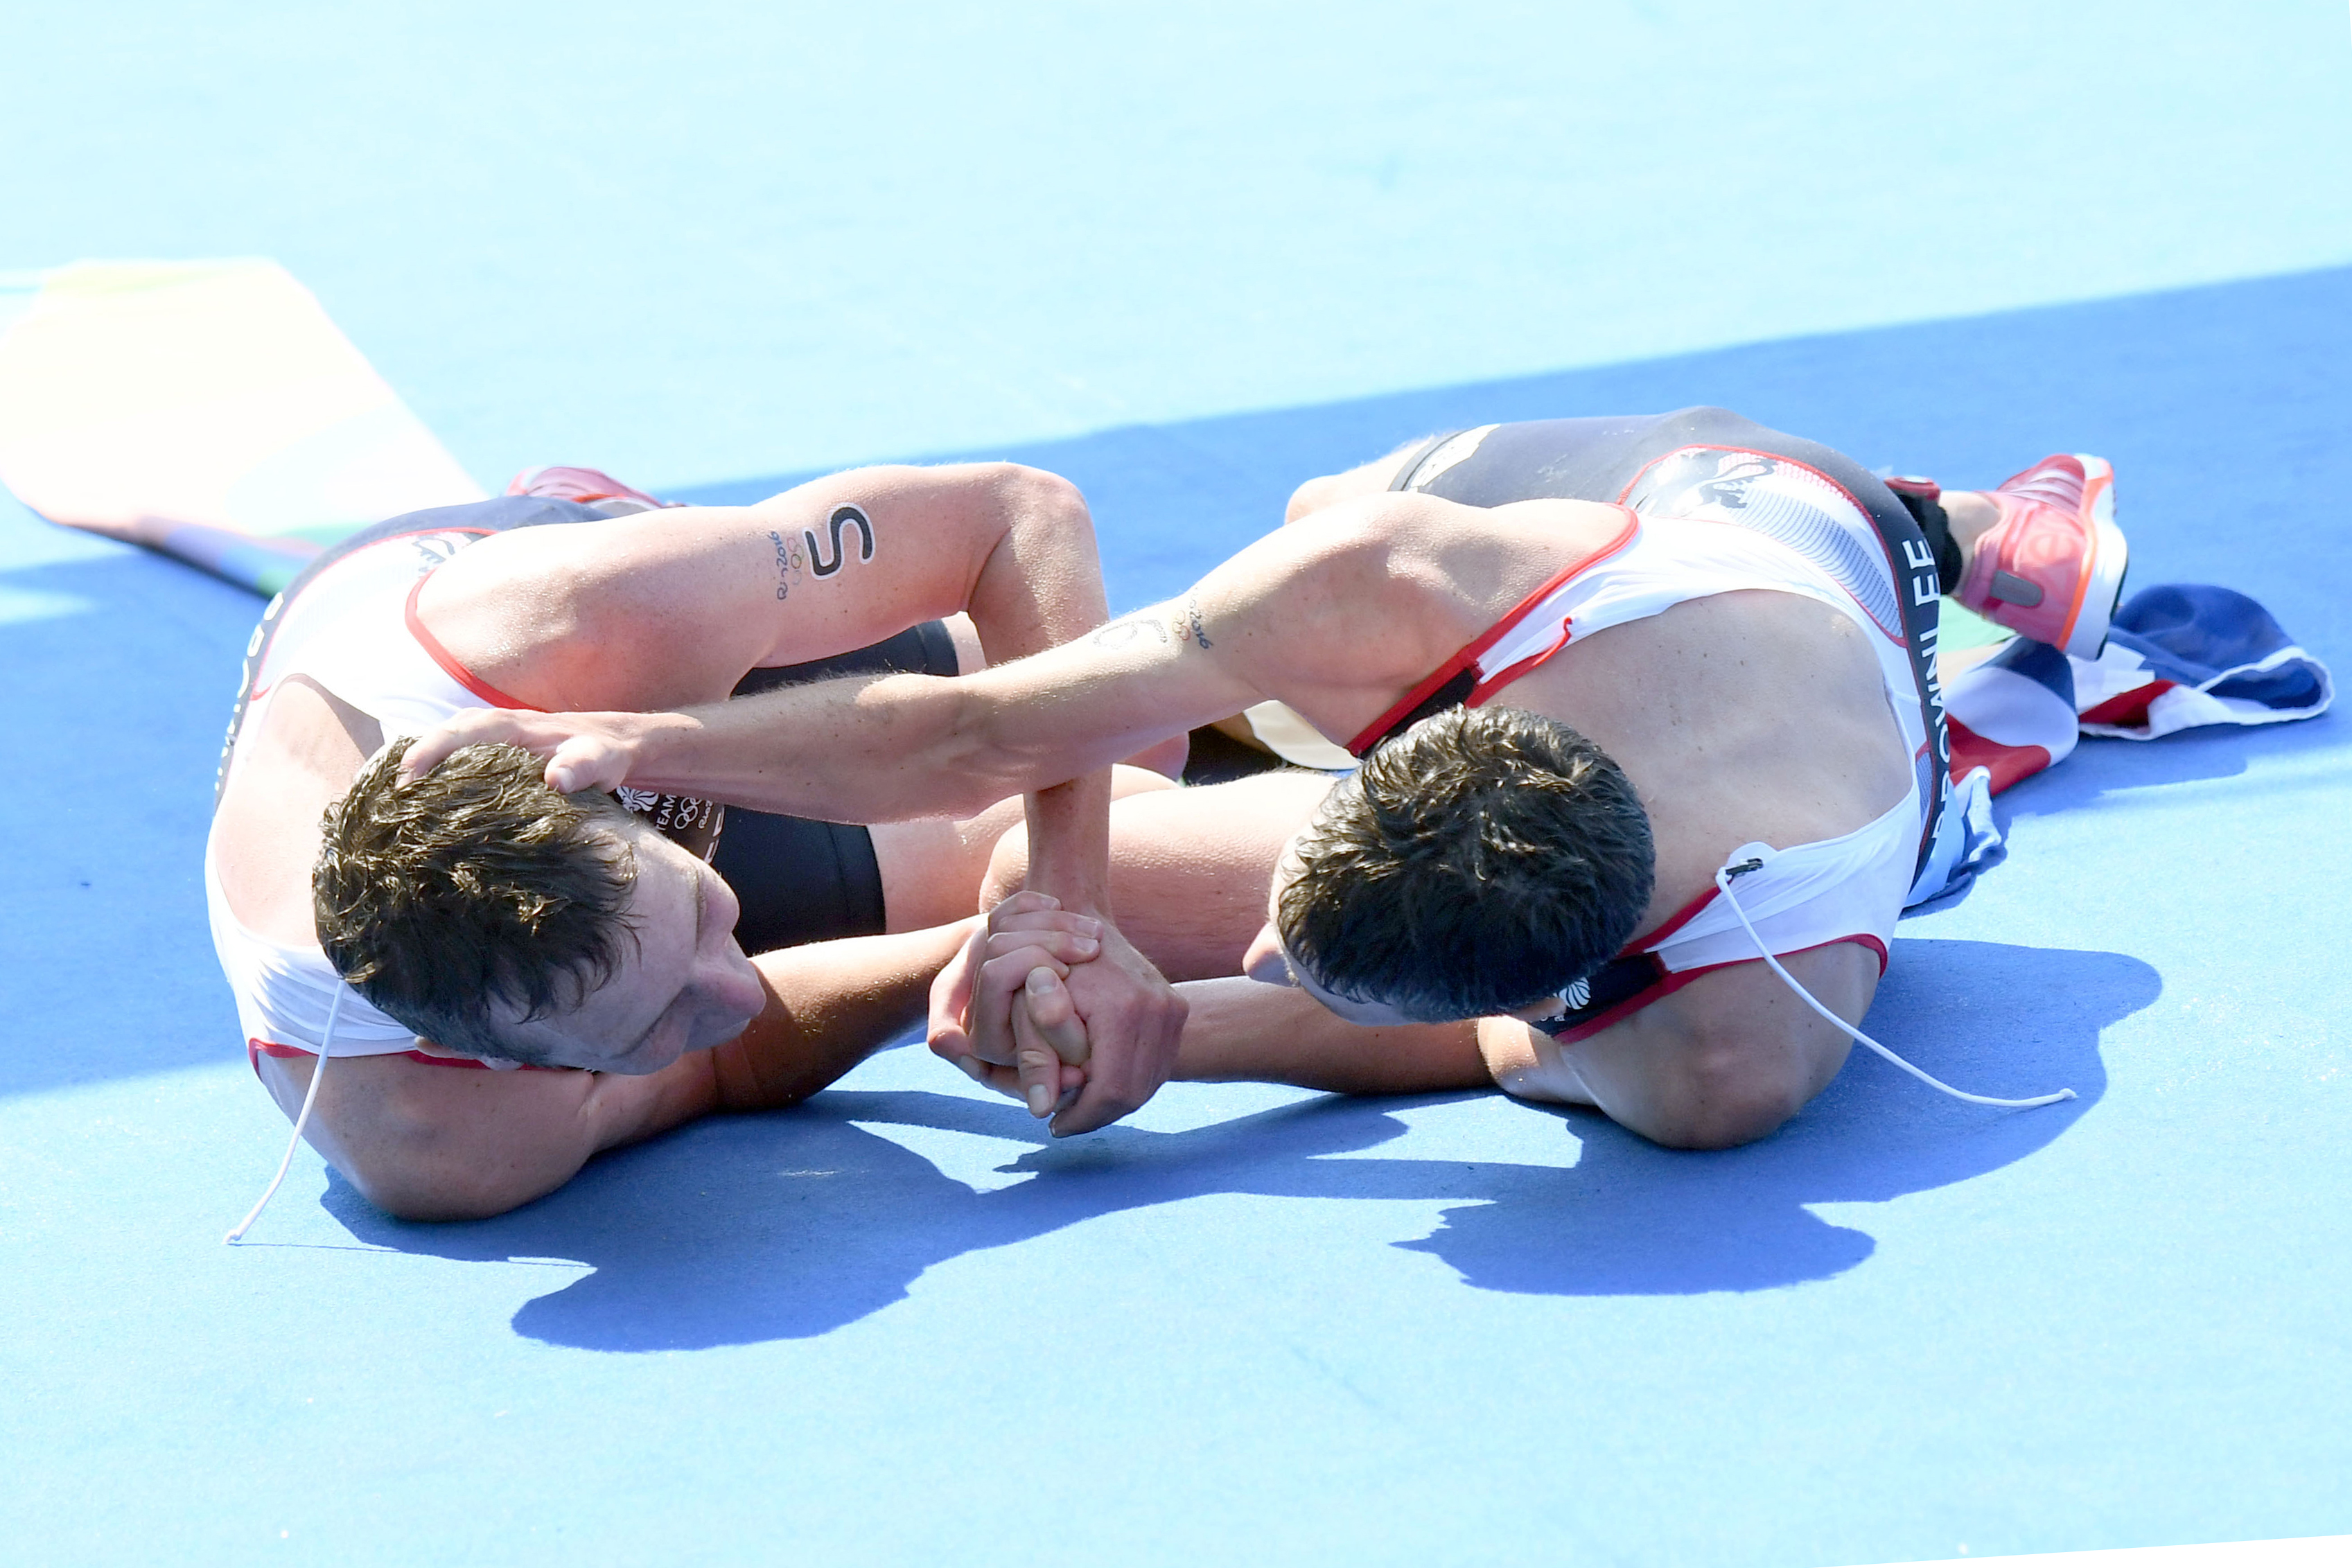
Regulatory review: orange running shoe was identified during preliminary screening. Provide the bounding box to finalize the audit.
[504,465,672,511]
[1952,454,2127,659]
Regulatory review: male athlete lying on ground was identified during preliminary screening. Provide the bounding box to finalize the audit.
[213,462,1333,1222]
[403,409,2123,1149]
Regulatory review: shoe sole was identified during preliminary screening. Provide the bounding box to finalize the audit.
[2056,455,2127,660]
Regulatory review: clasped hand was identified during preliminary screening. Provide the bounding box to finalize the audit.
[928,892,1188,1137]
[401,710,1191,1136]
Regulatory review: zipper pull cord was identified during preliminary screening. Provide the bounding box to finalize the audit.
[225,983,343,1244]
[1714,856,2074,1111]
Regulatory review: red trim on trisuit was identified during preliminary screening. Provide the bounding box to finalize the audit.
[1345,507,1640,755]
[247,1039,563,1075]
[403,574,543,712]
[1543,934,1889,1046]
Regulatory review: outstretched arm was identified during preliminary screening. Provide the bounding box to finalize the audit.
[1170,978,1491,1093]
[398,491,1566,1132]
[403,491,1493,818]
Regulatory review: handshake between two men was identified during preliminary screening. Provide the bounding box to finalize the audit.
[927,888,1187,1136]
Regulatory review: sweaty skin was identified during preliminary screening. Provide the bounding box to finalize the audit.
[404,485,1911,1149]
[215,463,1197,1218]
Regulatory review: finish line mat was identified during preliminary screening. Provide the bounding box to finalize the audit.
[0,258,483,596]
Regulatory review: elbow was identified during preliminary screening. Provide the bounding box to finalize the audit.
[974,463,1096,567]
[991,464,1092,532]
[983,464,1104,628]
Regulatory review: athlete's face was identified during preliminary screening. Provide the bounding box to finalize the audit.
[1241,834,1570,1028]
[1241,837,1428,1027]
[490,821,767,1074]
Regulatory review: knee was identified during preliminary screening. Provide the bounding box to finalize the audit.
[978,823,1032,912]
[1284,473,1346,524]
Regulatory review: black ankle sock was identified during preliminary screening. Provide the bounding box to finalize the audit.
[1891,489,1965,594]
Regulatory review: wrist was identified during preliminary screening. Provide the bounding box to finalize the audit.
[1042,892,1112,921]
[1022,773,1114,917]
[620,708,699,780]
[588,710,705,799]
[1021,859,1112,919]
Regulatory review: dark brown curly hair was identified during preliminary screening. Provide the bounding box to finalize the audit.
[1275,705,1653,1022]
[313,739,640,1062]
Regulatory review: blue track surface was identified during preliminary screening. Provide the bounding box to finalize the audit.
[3,5,2349,1564]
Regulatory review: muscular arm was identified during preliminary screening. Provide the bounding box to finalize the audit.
[420,463,1109,711]
[1172,978,1489,1093]
[421,490,1576,820]
[1164,945,1875,1150]
[421,460,1120,996]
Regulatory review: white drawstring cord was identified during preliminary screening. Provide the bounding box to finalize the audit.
[224,985,343,1244]
[1714,853,2075,1111]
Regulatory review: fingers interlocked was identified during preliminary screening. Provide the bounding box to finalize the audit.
[929,891,1106,1118]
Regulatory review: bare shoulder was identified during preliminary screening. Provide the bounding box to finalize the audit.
[412,509,773,710]
[1263,491,1629,594]
[1194,493,1635,716]
[416,461,1077,711]
[1550,946,1878,1147]
[212,675,380,942]
[1215,491,1604,613]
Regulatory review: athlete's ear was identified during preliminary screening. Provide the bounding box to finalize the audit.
[1240,923,1293,987]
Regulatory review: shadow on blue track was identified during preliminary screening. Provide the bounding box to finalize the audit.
[1410,939,2157,1296]
[672,264,2352,652]
[1994,716,2338,821]
[0,549,256,1095]
[3,263,2327,1103]
[322,937,2157,1349]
